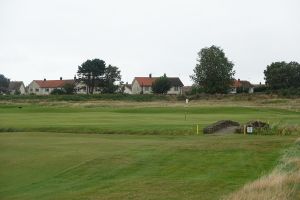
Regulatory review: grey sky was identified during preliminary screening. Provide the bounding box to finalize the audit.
[1,0,299,86]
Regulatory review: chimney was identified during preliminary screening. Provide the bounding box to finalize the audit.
[259,82,261,85]
[149,73,152,78]
[60,77,62,80]
[74,75,76,80]
[43,78,46,81]
[238,79,240,82]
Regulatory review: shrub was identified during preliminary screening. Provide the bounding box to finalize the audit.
[253,123,300,136]
[254,86,269,93]
[14,90,21,95]
[188,86,205,95]
[152,74,171,94]
[277,88,300,97]
[236,87,249,93]
[50,89,66,95]
[63,83,75,94]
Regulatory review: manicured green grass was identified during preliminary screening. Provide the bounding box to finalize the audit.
[0,104,299,134]
[0,102,299,199]
[0,132,296,200]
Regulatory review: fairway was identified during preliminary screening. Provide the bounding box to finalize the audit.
[0,101,300,199]
[0,133,296,200]
[0,103,299,134]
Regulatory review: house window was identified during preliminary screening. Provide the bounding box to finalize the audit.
[174,86,179,91]
[45,88,49,92]
[30,88,33,92]
[145,86,149,91]
[35,88,39,92]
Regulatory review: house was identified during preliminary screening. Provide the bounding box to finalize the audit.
[123,83,132,94]
[28,78,75,95]
[74,80,102,94]
[8,81,26,95]
[115,83,131,94]
[131,74,184,95]
[230,79,254,94]
[75,81,88,94]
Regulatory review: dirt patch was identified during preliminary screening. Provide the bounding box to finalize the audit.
[203,120,240,134]
[213,126,239,134]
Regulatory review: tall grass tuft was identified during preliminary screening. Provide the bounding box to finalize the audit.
[223,139,300,200]
[253,123,300,136]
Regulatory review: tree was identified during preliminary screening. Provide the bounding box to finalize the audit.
[190,46,235,94]
[264,61,300,89]
[152,74,171,94]
[63,83,75,94]
[119,81,125,94]
[0,74,10,94]
[102,65,122,93]
[77,59,106,94]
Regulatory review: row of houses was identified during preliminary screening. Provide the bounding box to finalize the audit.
[8,74,255,95]
[124,74,184,95]
[122,75,255,95]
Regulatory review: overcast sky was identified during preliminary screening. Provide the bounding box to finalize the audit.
[1,0,299,85]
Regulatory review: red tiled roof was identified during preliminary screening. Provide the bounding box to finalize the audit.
[232,80,241,88]
[134,77,184,87]
[232,80,253,88]
[134,77,157,86]
[34,80,74,88]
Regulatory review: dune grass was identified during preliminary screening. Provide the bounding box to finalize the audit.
[223,138,300,200]
[0,132,297,200]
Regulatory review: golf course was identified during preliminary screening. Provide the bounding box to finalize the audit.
[1,98,300,199]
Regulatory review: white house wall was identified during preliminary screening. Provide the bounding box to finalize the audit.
[131,79,182,95]
[131,80,142,94]
[28,81,59,95]
[167,86,182,95]
[19,84,26,95]
[28,81,42,95]
[75,82,102,94]
[124,87,132,94]
[75,82,87,94]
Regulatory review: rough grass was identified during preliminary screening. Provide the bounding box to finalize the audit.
[0,94,171,102]
[223,138,300,200]
[0,133,296,200]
